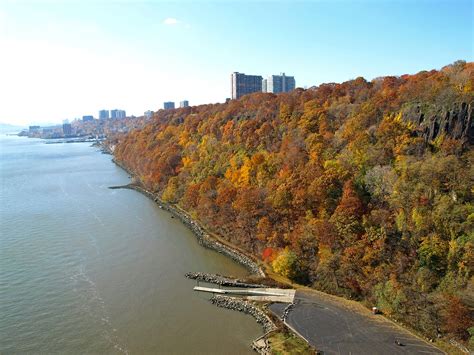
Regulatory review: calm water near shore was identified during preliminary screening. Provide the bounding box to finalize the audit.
[0,135,261,354]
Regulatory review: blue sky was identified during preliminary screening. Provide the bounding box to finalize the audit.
[0,0,472,125]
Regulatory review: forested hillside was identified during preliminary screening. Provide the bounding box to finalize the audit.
[114,61,473,345]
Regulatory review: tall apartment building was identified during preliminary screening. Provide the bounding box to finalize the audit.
[265,73,296,94]
[164,102,175,110]
[99,110,110,120]
[82,115,94,122]
[111,109,126,119]
[180,100,189,108]
[62,123,72,136]
[231,72,263,99]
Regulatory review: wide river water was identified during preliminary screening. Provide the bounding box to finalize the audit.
[0,135,261,354]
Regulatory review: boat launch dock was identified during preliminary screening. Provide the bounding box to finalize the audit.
[193,286,296,303]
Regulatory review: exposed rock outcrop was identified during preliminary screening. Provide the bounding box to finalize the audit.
[404,102,473,145]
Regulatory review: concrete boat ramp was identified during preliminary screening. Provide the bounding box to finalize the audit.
[194,286,296,302]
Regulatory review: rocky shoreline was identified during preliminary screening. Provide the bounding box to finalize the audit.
[110,158,265,277]
[210,295,277,354]
[104,149,309,354]
[210,295,276,333]
[94,141,113,154]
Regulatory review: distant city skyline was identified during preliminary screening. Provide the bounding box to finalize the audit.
[0,1,471,125]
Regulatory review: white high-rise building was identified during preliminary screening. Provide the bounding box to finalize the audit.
[265,73,296,94]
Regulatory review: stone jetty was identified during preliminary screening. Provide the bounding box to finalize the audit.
[185,272,266,288]
[210,295,276,333]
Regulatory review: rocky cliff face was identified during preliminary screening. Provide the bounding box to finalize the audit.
[405,102,474,145]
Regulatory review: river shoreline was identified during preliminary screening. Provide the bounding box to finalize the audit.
[103,148,449,355]
[92,141,452,355]
[109,158,264,277]
[108,157,285,352]
[106,156,296,353]
[4,136,271,354]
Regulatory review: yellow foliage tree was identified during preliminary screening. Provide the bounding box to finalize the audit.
[272,247,297,279]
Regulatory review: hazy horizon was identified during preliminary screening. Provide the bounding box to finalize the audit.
[1,0,472,125]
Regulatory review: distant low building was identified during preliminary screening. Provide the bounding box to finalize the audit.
[144,110,154,119]
[42,127,53,135]
[99,110,110,120]
[82,115,94,122]
[164,102,175,110]
[180,100,189,108]
[29,125,40,133]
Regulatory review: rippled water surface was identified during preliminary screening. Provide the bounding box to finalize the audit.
[0,135,260,354]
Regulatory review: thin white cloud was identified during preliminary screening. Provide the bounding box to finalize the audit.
[163,18,179,25]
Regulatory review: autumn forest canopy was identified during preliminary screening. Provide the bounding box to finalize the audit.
[113,61,473,344]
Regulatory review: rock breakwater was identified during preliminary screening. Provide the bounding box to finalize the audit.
[185,272,266,288]
[210,295,276,333]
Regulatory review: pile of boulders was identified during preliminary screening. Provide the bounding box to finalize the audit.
[252,334,272,355]
[210,295,275,333]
